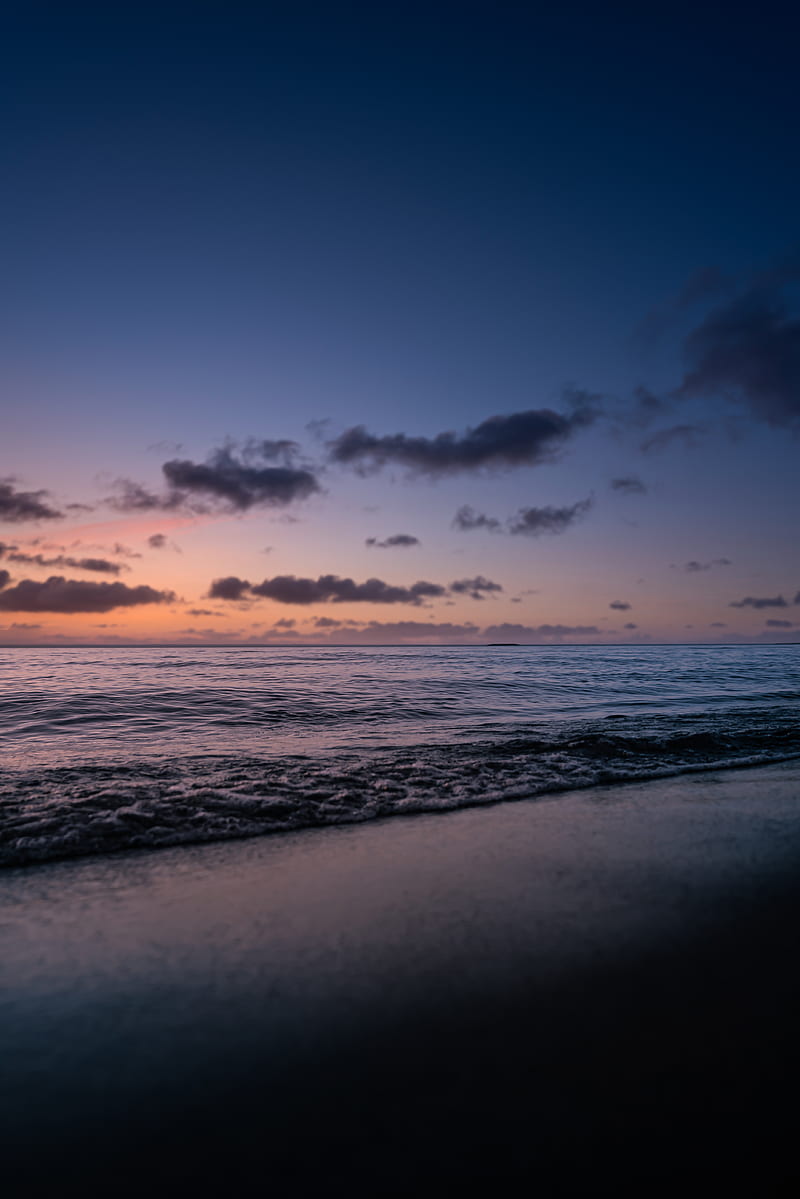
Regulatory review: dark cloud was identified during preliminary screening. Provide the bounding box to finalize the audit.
[675,261,800,428]
[208,576,252,601]
[624,622,638,629]
[314,617,342,628]
[0,576,175,613]
[729,595,788,609]
[0,481,62,522]
[766,619,794,628]
[483,623,601,641]
[251,575,447,605]
[109,442,320,514]
[684,558,732,572]
[796,592,800,605]
[609,600,631,611]
[211,574,447,606]
[640,424,706,454]
[328,400,597,478]
[452,507,502,533]
[0,550,127,575]
[365,534,420,548]
[274,618,296,629]
[454,498,592,537]
[449,576,503,600]
[186,608,223,617]
[148,534,168,549]
[610,476,647,494]
[107,481,182,513]
[0,569,9,589]
[507,499,593,537]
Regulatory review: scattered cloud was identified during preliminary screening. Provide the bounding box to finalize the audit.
[624,622,638,629]
[109,441,320,514]
[683,558,732,572]
[210,574,448,606]
[483,622,601,641]
[610,475,647,494]
[0,569,9,589]
[675,257,800,428]
[0,481,62,522]
[454,498,592,537]
[449,576,503,600]
[609,600,631,610]
[148,533,167,549]
[729,595,788,609]
[328,398,598,478]
[0,547,127,574]
[0,576,175,613]
[710,622,727,628]
[507,499,592,536]
[208,576,252,601]
[452,506,502,533]
[186,608,225,617]
[766,619,794,628]
[365,534,420,548]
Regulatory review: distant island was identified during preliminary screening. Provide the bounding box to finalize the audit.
[487,642,521,646]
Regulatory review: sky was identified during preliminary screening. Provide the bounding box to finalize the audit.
[1,2,798,645]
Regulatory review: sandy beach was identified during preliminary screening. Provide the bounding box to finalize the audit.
[3,759,800,1194]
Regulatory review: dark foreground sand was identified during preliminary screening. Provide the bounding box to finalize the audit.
[2,760,800,1195]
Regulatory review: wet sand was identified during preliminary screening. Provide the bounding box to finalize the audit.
[2,760,800,1194]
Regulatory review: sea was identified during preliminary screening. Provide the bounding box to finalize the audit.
[1,643,798,868]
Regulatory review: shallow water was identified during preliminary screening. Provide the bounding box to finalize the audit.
[1,644,798,865]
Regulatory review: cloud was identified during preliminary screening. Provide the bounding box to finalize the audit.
[609,600,631,610]
[0,576,175,613]
[365,534,420,548]
[274,618,295,629]
[186,608,224,617]
[640,424,706,453]
[449,576,503,600]
[314,617,342,628]
[148,533,168,549]
[710,622,727,628]
[328,399,598,478]
[109,441,320,514]
[210,574,448,606]
[610,475,647,494]
[483,623,601,641]
[0,549,127,575]
[208,576,252,601]
[624,622,638,629]
[766,619,794,628]
[452,507,502,533]
[454,498,592,537]
[729,595,788,609]
[507,499,592,536]
[675,260,800,428]
[0,481,62,522]
[0,569,9,589]
[684,558,732,572]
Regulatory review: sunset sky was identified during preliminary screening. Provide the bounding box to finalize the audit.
[2,4,798,645]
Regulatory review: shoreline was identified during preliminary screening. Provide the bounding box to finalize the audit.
[3,760,800,1192]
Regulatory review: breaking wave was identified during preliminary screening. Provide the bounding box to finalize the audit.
[3,710,799,867]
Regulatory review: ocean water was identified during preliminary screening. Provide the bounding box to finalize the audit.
[1,643,798,867]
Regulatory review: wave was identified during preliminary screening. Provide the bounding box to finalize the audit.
[2,711,799,868]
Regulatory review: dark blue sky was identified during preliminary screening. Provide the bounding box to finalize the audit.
[1,3,798,643]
